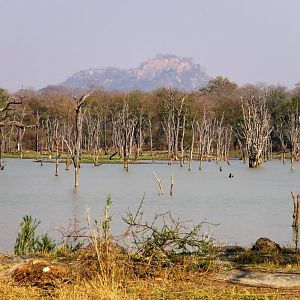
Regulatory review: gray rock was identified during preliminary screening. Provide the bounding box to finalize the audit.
[252,238,281,252]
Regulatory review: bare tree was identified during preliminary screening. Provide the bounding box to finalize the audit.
[134,109,144,161]
[196,112,214,170]
[0,89,27,169]
[84,110,102,166]
[275,120,287,164]
[286,110,300,171]
[146,117,154,161]
[112,99,137,171]
[215,116,224,162]
[52,118,61,176]
[34,111,41,160]
[188,117,196,171]
[64,92,93,188]
[239,93,272,168]
[161,89,187,164]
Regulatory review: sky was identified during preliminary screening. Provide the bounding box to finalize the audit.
[0,0,299,91]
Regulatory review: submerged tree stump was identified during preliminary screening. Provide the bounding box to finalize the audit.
[291,192,300,227]
[249,155,262,168]
[170,173,174,196]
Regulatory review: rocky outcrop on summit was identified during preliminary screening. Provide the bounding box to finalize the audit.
[62,54,210,91]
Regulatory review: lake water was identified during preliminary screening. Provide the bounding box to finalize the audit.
[0,158,300,252]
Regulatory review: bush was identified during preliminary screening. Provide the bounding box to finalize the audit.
[123,198,215,263]
[14,215,56,255]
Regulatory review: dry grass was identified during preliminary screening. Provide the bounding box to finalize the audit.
[1,251,298,300]
[0,275,296,300]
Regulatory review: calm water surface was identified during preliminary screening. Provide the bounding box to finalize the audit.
[0,158,299,252]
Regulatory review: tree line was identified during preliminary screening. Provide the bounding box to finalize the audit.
[1,76,300,185]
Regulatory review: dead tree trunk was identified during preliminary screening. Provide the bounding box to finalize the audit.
[223,126,232,163]
[135,109,144,161]
[84,111,102,166]
[14,106,27,159]
[0,128,4,170]
[147,118,154,161]
[188,118,196,171]
[35,111,40,160]
[179,111,186,167]
[196,112,213,170]
[112,99,137,171]
[64,92,93,188]
[62,119,73,170]
[53,119,60,177]
[170,173,174,196]
[0,90,32,168]
[286,110,300,171]
[291,192,300,228]
[161,90,187,164]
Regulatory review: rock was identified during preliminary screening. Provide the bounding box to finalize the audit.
[251,238,281,252]
[217,268,300,288]
[43,267,50,273]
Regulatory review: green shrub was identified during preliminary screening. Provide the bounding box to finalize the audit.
[14,215,40,255]
[14,215,55,255]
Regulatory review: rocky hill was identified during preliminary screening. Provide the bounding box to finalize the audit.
[61,54,210,91]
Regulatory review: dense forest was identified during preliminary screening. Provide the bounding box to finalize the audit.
[1,77,300,173]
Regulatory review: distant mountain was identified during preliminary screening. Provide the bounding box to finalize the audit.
[60,54,210,91]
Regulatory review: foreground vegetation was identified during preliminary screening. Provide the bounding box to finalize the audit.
[1,197,300,299]
[2,235,300,299]
[1,272,296,300]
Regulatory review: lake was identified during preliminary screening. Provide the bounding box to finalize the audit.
[0,158,299,252]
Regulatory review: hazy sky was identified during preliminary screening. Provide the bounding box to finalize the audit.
[0,0,299,91]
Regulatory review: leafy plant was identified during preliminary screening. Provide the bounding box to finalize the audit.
[35,233,56,254]
[14,215,40,255]
[14,215,55,255]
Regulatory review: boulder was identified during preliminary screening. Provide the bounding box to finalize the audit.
[251,238,281,252]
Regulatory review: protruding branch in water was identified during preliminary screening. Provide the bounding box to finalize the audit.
[153,171,164,195]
